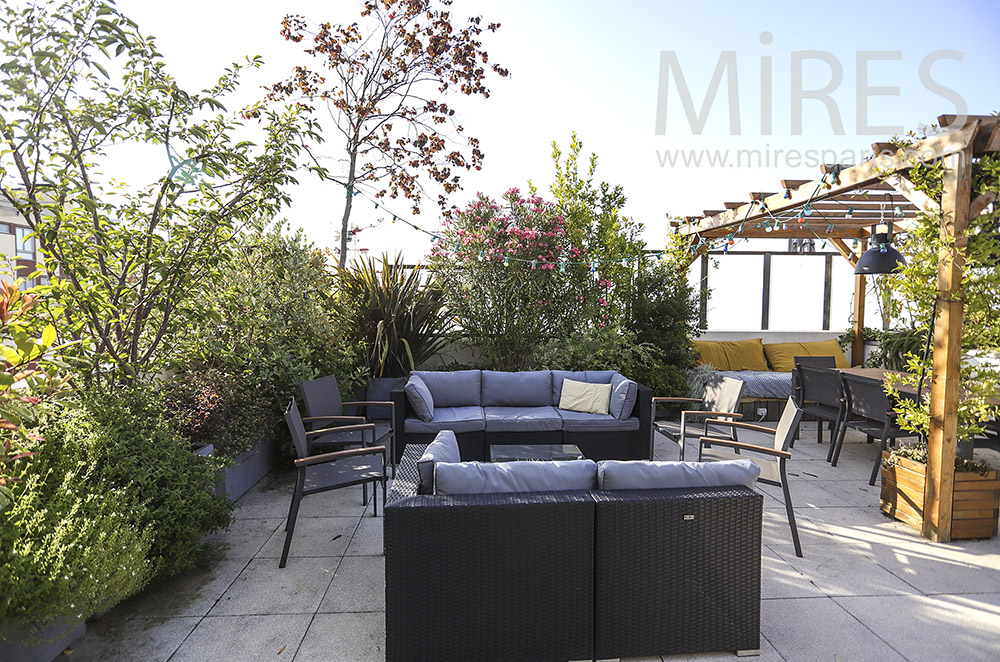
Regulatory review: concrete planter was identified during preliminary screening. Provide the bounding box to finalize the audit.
[0,618,86,662]
[365,377,402,420]
[215,436,276,501]
[880,451,1000,539]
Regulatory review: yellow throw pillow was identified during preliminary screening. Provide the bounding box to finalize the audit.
[763,339,849,372]
[558,379,612,415]
[693,338,769,371]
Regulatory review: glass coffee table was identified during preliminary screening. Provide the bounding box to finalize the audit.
[489,444,585,462]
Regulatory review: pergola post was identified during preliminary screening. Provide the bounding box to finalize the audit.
[923,142,974,542]
[852,239,867,366]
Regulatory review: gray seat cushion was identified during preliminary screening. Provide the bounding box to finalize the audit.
[434,459,598,495]
[557,409,640,432]
[412,370,482,407]
[404,406,486,434]
[597,459,761,490]
[484,406,563,432]
[417,430,462,494]
[482,370,553,407]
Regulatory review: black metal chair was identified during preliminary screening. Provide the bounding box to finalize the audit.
[795,363,846,457]
[790,356,837,445]
[698,397,805,557]
[302,374,395,472]
[280,397,387,568]
[833,374,920,483]
[652,375,744,461]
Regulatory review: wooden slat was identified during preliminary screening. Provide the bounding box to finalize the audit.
[950,508,999,520]
[678,123,979,238]
[852,262,866,366]
[954,479,1000,491]
[951,498,999,510]
[970,192,996,219]
[886,175,939,215]
[951,519,998,539]
[924,127,978,542]
[829,238,858,267]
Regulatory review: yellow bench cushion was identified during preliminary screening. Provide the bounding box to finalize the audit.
[763,339,849,372]
[693,338,769,371]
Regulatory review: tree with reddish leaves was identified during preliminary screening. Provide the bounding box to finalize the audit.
[270,0,509,267]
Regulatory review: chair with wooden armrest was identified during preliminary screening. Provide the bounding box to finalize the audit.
[302,375,395,466]
[791,356,839,446]
[652,375,745,461]
[281,397,387,568]
[699,397,804,557]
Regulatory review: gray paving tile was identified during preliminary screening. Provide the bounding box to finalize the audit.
[769,541,920,597]
[761,508,837,550]
[833,593,1000,662]
[866,538,1000,594]
[761,545,826,599]
[320,555,385,613]
[762,597,908,661]
[113,555,250,618]
[808,478,883,508]
[295,485,373,518]
[293,612,385,662]
[170,614,312,662]
[209,557,339,616]
[346,515,384,556]
[658,633,784,661]
[257,517,359,559]
[71,616,198,662]
[203,517,283,559]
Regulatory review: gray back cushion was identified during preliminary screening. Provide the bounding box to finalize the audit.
[404,374,434,422]
[609,374,638,420]
[416,430,461,494]
[597,459,760,490]
[434,459,598,495]
[412,370,482,407]
[482,370,552,407]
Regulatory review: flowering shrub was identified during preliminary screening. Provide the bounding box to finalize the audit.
[430,189,607,369]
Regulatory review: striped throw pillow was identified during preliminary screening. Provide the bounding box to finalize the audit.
[558,379,612,415]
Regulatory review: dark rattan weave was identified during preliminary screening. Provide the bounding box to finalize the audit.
[593,487,763,658]
[384,446,764,660]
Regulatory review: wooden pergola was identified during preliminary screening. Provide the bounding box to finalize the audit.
[673,114,1000,542]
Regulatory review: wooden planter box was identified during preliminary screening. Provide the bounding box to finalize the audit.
[880,451,1000,539]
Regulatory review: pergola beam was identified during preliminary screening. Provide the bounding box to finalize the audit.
[680,122,980,239]
[886,175,939,215]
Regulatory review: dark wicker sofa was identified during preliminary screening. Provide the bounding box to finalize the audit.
[390,369,653,463]
[384,445,764,662]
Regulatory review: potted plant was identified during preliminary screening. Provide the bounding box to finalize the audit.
[334,253,452,417]
[875,151,1000,537]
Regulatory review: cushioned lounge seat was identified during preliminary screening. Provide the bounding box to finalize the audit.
[484,405,563,432]
[557,409,640,432]
[403,406,486,434]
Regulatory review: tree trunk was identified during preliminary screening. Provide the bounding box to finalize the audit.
[339,183,353,269]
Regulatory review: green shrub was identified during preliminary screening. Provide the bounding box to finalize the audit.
[0,423,152,626]
[44,387,232,578]
[528,327,658,379]
[162,368,272,460]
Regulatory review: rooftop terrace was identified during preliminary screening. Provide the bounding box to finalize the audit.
[68,423,1000,662]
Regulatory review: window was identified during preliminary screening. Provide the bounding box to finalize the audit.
[15,226,34,259]
[0,223,10,234]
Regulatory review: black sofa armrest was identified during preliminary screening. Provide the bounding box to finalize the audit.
[592,486,763,658]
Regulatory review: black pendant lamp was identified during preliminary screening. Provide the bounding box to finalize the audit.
[855,194,906,275]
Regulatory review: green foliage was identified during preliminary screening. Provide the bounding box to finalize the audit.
[545,133,645,325]
[0,433,152,626]
[430,190,602,370]
[42,387,232,578]
[0,275,75,512]
[865,328,925,371]
[876,148,1000,444]
[333,253,452,379]
[886,442,991,474]
[630,239,701,395]
[161,368,271,460]
[172,226,366,453]
[0,0,316,384]
[528,326,657,378]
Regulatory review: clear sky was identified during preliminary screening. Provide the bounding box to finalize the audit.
[112,0,1000,328]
